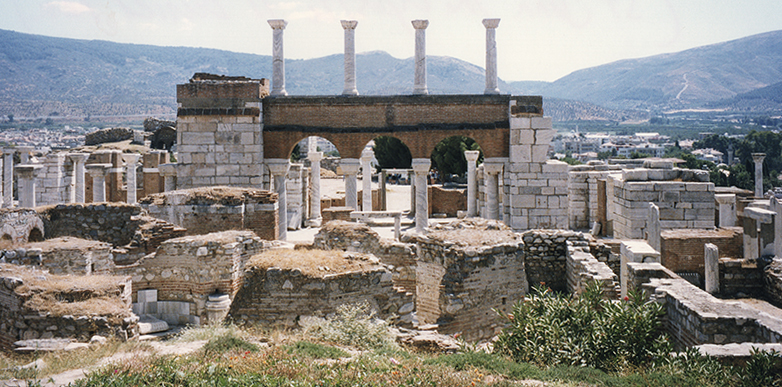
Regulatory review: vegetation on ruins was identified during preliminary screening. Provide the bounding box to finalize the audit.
[695,130,782,191]
[429,136,483,180]
[373,136,413,170]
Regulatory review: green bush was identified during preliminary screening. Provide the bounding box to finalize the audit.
[493,281,671,372]
[301,302,398,351]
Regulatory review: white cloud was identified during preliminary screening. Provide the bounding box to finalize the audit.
[45,1,91,15]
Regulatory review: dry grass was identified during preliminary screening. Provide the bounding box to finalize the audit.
[428,229,521,246]
[2,264,131,318]
[139,186,273,206]
[248,249,381,277]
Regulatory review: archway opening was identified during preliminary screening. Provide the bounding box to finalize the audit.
[427,136,484,218]
[0,234,13,249]
[28,228,44,242]
[370,136,414,213]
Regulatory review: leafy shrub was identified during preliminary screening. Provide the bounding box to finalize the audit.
[202,334,259,355]
[285,341,349,359]
[301,302,397,351]
[493,281,671,372]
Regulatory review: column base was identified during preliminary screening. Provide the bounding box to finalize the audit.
[305,217,322,228]
[342,89,359,96]
[484,88,500,95]
[271,89,288,96]
[413,87,429,95]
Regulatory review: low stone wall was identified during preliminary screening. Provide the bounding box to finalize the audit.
[116,230,274,326]
[26,237,114,275]
[84,127,134,145]
[628,262,782,349]
[428,186,466,217]
[416,220,526,341]
[566,243,619,298]
[719,258,766,298]
[522,229,588,292]
[0,264,137,350]
[589,239,620,275]
[313,221,416,294]
[0,209,45,245]
[229,249,413,328]
[661,228,743,277]
[38,203,143,247]
[140,187,278,241]
[767,259,782,307]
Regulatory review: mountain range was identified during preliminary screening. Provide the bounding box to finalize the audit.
[1,28,781,122]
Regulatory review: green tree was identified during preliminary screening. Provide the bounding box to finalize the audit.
[372,136,412,170]
[430,136,482,180]
[6,114,13,123]
[290,143,301,162]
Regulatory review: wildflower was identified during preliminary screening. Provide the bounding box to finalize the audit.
[453,333,461,339]
[390,357,400,365]
[623,296,629,301]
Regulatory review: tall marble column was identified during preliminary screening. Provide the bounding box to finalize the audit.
[122,154,142,204]
[341,20,359,96]
[266,159,291,241]
[86,163,111,203]
[68,153,89,203]
[465,150,480,217]
[484,162,503,220]
[361,148,374,211]
[411,20,429,95]
[482,18,501,95]
[753,153,766,198]
[341,159,361,210]
[2,148,13,208]
[15,165,41,208]
[268,19,289,96]
[159,163,177,192]
[412,158,430,233]
[306,151,323,227]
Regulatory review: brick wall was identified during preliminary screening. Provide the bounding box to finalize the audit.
[428,186,466,217]
[38,203,143,246]
[660,228,743,277]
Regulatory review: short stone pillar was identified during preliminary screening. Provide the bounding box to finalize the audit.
[159,163,177,192]
[341,20,359,96]
[411,158,431,233]
[340,158,360,210]
[360,148,374,211]
[482,18,501,95]
[205,293,231,325]
[2,148,14,208]
[715,194,737,227]
[411,20,429,95]
[68,153,89,203]
[752,153,766,198]
[704,243,719,294]
[266,159,291,241]
[306,151,323,227]
[646,202,661,252]
[483,161,504,220]
[15,164,41,208]
[122,153,142,203]
[86,163,111,203]
[619,240,660,298]
[268,19,289,97]
[465,150,480,217]
[743,206,774,259]
[16,146,34,164]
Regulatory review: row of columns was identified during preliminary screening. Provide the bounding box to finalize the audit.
[268,18,501,97]
[0,149,145,208]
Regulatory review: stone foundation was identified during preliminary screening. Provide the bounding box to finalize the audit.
[522,229,589,292]
[661,228,743,278]
[0,209,45,245]
[27,237,114,275]
[38,203,143,246]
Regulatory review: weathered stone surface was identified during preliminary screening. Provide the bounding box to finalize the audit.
[84,127,134,146]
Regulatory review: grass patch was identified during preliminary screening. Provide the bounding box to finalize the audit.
[248,248,381,276]
[285,341,349,359]
[300,302,398,352]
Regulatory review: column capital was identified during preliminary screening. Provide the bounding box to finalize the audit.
[308,151,323,163]
[266,158,291,176]
[340,158,361,175]
[715,193,736,205]
[16,146,34,154]
[412,19,429,29]
[268,19,287,30]
[15,164,41,178]
[341,20,358,29]
[464,150,480,162]
[85,163,111,177]
[2,148,15,156]
[483,161,504,175]
[360,147,374,162]
[482,18,500,29]
[121,153,142,164]
[752,153,766,163]
[68,153,90,163]
[411,158,431,174]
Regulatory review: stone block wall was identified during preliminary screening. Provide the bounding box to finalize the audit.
[286,164,307,230]
[506,115,569,231]
[116,230,274,326]
[566,243,620,298]
[522,229,588,292]
[719,258,766,297]
[660,228,743,277]
[27,237,114,275]
[628,262,782,349]
[767,259,782,307]
[0,264,137,350]
[140,187,278,241]
[567,163,622,230]
[610,168,715,240]
[229,250,413,328]
[415,231,527,341]
[38,203,143,246]
[35,153,72,206]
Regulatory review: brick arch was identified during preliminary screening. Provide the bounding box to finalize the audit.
[264,128,508,160]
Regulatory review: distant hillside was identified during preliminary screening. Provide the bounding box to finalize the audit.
[707,81,782,112]
[544,98,648,122]
[508,30,782,112]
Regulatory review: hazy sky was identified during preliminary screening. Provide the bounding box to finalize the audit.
[2,0,782,82]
